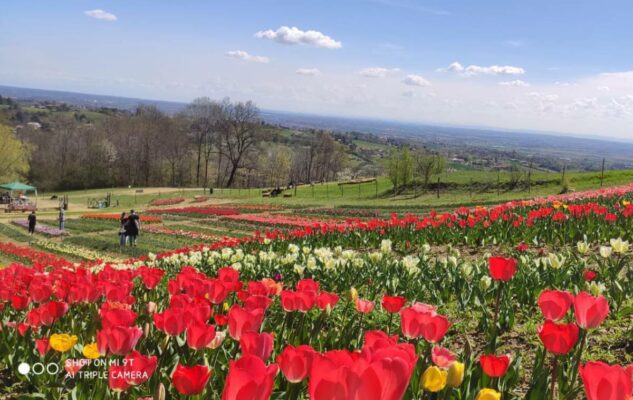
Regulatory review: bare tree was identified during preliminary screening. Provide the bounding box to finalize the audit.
[216,99,263,188]
[180,97,222,187]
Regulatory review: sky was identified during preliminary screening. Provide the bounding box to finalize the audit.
[1,0,633,138]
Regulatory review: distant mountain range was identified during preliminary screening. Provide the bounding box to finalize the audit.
[2,84,633,170]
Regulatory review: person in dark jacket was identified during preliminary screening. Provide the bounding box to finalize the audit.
[125,210,140,247]
[27,211,36,235]
[119,212,128,249]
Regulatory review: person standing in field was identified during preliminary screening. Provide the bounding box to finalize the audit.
[119,212,128,249]
[27,211,36,235]
[126,209,140,247]
[58,207,65,231]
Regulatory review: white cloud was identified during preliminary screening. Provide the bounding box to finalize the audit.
[358,67,400,78]
[84,9,117,21]
[499,80,530,87]
[403,74,431,87]
[225,50,269,64]
[296,68,321,76]
[443,61,525,76]
[255,26,342,49]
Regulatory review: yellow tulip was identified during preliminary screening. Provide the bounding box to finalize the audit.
[447,361,465,387]
[82,343,100,359]
[610,238,629,254]
[476,388,501,400]
[349,287,359,302]
[49,333,78,353]
[421,366,448,392]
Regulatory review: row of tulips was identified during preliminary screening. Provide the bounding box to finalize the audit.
[81,214,162,223]
[12,220,66,237]
[149,197,186,206]
[143,224,218,241]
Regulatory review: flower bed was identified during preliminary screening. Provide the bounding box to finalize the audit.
[143,224,218,241]
[11,219,66,236]
[35,240,121,263]
[146,206,240,216]
[221,213,341,228]
[192,196,209,203]
[149,197,185,206]
[0,183,632,399]
[80,214,162,223]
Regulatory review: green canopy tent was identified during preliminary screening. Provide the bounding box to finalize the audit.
[0,182,38,205]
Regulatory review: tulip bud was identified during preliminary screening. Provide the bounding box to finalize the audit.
[349,287,358,302]
[209,331,226,349]
[155,382,166,400]
[447,361,464,387]
[479,276,492,291]
[144,322,151,338]
[146,301,157,314]
[421,366,448,392]
[476,388,501,400]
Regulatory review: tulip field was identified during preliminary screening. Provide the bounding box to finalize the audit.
[1,185,633,399]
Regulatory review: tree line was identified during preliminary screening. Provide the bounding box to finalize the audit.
[0,97,348,191]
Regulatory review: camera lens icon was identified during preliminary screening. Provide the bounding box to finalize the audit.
[18,363,30,375]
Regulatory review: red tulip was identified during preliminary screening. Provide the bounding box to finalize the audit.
[363,330,399,348]
[309,342,417,400]
[218,267,241,292]
[480,354,511,377]
[281,290,315,312]
[316,292,339,311]
[108,365,131,392]
[382,295,406,313]
[243,295,273,312]
[222,355,278,400]
[574,292,609,329]
[228,305,264,340]
[100,308,137,328]
[123,351,157,385]
[432,346,457,368]
[186,320,217,350]
[580,361,633,400]
[538,320,579,355]
[400,305,450,343]
[207,279,229,304]
[240,332,274,361]
[355,298,375,314]
[96,326,143,356]
[488,256,517,281]
[153,307,188,336]
[35,338,49,356]
[296,278,320,293]
[276,344,316,383]
[11,294,29,310]
[583,270,597,282]
[172,364,212,396]
[538,290,574,321]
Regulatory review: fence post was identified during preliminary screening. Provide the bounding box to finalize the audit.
[497,173,500,196]
[600,158,605,187]
[436,177,440,199]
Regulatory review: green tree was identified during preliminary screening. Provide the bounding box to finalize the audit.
[414,151,446,188]
[399,147,413,187]
[388,148,414,190]
[0,124,30,182]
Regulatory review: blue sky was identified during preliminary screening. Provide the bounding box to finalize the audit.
[1,0,633,137]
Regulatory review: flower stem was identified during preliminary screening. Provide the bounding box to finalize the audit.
[550,355,558,400]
